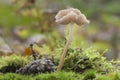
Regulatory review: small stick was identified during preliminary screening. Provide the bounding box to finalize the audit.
[30,44,37,60]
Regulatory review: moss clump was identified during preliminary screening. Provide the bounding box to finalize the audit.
[0,71,120,80]
[112,73,120,80]
[83,70,96,80]
[0,71,83,80]
[0,54,31,73]
[63,47,114,73]
[95,72,120,80]
[0,73,31,80]
[95,75,111,80]
[35,71,83,80]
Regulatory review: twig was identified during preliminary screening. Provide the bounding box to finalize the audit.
[30,44,37,60]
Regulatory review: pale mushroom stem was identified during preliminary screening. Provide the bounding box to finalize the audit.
[57,23,73,71]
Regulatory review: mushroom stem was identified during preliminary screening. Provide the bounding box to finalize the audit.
[57,23,73,71]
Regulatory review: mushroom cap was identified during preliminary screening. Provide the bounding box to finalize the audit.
[55,11,77,24]
[69,8,81,15]
[76,14,90,25]
[55,8,90,26]
[55,9,69,20]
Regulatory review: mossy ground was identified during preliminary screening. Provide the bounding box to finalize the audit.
[0,47,120,80]
[0,71,120,80]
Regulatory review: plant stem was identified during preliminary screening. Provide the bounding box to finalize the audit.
[30,44,37,60]
[57,24,73,71]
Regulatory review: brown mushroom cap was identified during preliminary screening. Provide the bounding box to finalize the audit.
[55,9,69,20]
[69,8,81,15]
[55,8,90,26]
[55,11,77,24]
[76,14,90,25]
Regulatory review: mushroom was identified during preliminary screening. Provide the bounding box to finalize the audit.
[55,8,90,71]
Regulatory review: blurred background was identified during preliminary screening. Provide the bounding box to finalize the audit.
[0,0,120,59]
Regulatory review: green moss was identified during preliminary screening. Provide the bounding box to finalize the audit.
[35,71,83,80]
[83,70,96,80]
[112,73,120,80]
[0,54,31,73]
[95,75,110,80]
[0,71,83,80]
[0,71,120,80]
[95,73,120,80]
[0,73,32,80]
[63,47,114,73]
